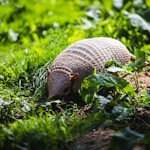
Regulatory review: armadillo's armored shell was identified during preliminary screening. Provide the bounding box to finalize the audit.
[48,37,135,98]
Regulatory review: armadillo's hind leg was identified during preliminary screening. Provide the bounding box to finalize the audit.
[130,54,150,67]
[130,54,136,62]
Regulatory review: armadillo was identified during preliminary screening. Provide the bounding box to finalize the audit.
[47,37,135,99]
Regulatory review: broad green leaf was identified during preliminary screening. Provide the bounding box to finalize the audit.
[124,85,136,97]
[141,44,150,53]
[105,60,123,68]
[80,73,128,103]
[146,1,150,7]
[101,0,113,11]
[113,0,124,9]
[137,8,150,22]
[115,106,133,121]
[76,17,93,30]
[86,5,100,23]
[109,128,144,150]
[128,13,150,32]
[97,95,111,109]
[86,73,128,88]
[106,66,126,73]
[111,105,132,120]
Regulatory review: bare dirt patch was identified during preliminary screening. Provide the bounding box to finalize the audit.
[124,71,150,89]
[71,128,115,150]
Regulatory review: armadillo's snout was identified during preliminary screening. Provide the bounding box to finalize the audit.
[47,94,53,99]
[47,87,70,99]
[47,89,60,99]
[47,94,60,100]
[47,90,54,99]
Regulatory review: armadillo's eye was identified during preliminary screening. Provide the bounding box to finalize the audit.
[63,87,70,95]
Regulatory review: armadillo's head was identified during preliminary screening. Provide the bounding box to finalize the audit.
[47,67,78,99]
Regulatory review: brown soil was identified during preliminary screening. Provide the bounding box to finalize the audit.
[71,71,150,150]
[124,71,150,89]
[71,128,146,150]
[71,128,115,150]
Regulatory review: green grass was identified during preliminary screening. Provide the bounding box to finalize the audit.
[0,0,150,149]
[0,111,78,150]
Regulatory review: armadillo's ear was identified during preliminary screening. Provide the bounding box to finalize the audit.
[47,68,51,75]
[72,73,79,81]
